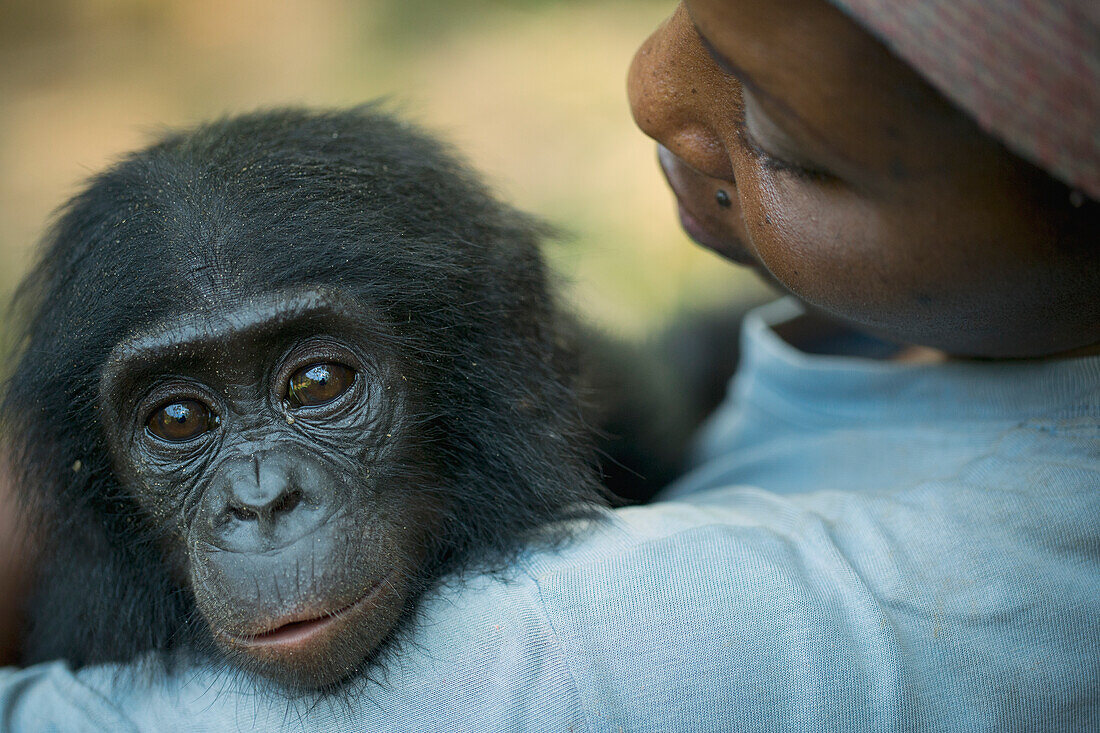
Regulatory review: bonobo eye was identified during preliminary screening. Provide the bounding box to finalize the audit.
[287,363,355,408]
[147,400,217,442]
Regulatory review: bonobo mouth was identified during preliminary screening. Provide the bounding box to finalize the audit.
[221,571,394,652]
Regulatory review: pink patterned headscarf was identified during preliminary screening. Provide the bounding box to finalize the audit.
[829,0,1100,201]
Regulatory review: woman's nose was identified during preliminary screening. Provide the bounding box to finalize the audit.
[627,3,739,183]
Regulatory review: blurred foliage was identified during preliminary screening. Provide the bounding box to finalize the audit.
[0,0,770,338]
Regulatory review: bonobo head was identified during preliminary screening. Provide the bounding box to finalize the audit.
[5,107,603,690]
[98,288,429,687]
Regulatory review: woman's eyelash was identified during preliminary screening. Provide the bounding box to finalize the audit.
[730,90,830,181]
[736,125,831,181]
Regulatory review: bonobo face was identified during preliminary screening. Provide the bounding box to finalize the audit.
[99,287,434,689]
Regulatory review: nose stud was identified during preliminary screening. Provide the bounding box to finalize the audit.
[715,189,732,208]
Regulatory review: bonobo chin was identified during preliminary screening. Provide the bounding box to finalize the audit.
[4,107,608,690]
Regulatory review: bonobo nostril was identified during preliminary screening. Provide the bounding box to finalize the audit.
[226,486,302,524]
[218,452,308,526]
[229,505,259,522]
[270,488,303,516]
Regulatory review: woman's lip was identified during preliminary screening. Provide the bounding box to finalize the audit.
[656,146,758,267]
[675,200,756,266]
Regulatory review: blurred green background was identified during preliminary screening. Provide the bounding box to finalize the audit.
[0,0,770,337]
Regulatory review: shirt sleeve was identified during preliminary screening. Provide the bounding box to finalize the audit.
[1,663,140,732]
[0,570,589,732]
[3,474,1096,731]
[523,495,905,732]
[3,495,884,732]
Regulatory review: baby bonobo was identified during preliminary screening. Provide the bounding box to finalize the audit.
[3,107,642,690]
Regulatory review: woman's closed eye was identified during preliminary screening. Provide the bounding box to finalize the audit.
[738,89,832,180]
[694,23,832,180]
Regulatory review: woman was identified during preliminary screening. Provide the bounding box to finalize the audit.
[1,0,1097,729]
[629,0,1098,357]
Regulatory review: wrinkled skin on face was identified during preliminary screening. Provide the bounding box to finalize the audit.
[629,0,1100,357]
[98,288,435,688]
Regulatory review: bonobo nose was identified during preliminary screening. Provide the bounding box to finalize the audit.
[203,451,334,551]
[224,454,302,526]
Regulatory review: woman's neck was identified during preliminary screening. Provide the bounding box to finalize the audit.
[773,310,1100,362]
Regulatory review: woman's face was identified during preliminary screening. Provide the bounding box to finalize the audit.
[628,0,1099,357]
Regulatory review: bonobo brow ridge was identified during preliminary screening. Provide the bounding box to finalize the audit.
[107,286,360,364]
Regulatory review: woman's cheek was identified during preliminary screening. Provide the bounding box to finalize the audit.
[741,172,901,314]
[732,147,937,328]
[736,169,832,297]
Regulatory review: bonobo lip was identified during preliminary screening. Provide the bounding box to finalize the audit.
[221,571,394,650]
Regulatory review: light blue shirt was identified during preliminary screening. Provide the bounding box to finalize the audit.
[3,298,1099,731]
